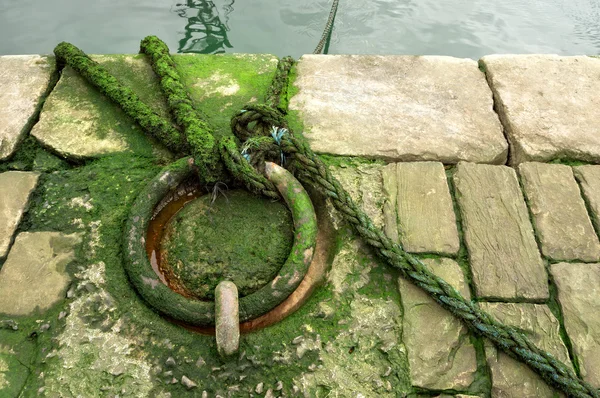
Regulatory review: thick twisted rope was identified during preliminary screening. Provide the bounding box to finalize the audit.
[314,0,340,54]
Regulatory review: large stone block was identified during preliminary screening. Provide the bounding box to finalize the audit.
[481,55,600,165]
[481,303,571,397]
[0,232,81,315]
[519,162,600,262]
[399,258,477,390]
[0,55,53,160]
[551,263,600,388]
[573,165,600,229]
[0,171,40,258]
[384,162,460,255]
[454,162,548,300]
[290,55,507,164]
[30,53,278,160]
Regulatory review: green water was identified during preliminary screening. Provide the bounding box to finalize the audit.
[1,0,599,58]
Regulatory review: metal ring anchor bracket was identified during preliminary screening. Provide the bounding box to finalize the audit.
[123,158,318,328]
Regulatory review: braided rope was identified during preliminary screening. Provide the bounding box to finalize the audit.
[314,0,340,54]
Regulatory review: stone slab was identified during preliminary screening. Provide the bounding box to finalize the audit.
[30,53,278,160]
[454,162,548,300]
[0,55,53,160]
[290,55,507,164]
[519,162,600,262]
[0,171,40,258]
[0,232,81,315]
[399,258,477,390]
[481,302,571,397]
[480,55,600,165]
[573,165,600,230]
[391,162,459,255]
[551,263,600,388]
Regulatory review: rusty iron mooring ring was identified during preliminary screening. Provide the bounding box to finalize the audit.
[123,157,317,327]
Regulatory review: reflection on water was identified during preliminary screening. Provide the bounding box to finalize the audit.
[171,0,235,54]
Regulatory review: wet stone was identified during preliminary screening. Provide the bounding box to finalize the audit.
[399,258,477,390]
[0,171,40,258]
[0,55,53,160]
[215,281,240,358]
[0,232,81,315]
[290,55,507,163]
[454,162,548,300]
[573,165,600,230]
[481,302,571,397]
[519,162,600,262]
[481,55,600,165]
[384,162,459,255]
[160,190,293,299]
[551,263,600,388]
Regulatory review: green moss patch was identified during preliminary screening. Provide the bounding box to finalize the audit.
[173,53,279,140]
[161,189,293,299]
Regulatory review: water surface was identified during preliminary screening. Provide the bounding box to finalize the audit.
[1,0,598,58]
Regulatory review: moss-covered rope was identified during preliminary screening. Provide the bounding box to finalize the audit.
[53,42,188,155]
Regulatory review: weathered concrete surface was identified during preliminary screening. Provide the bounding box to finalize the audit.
[387,162,460,255]
[0,171,40,258]
[382,163,399,242]
[519,162,600,262]
[215,281,240,358]
[573,165,600,230]
[290,55,507,164]
[551,263,600,388]
[0,232,81,315]
[481,303,570,397]
[0,55,53,161]
[454,162,548,300]
[399,258,477,390]
[481,55,600,165]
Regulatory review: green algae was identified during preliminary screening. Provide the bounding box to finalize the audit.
[161,189,293,299]
[173,53,279,141]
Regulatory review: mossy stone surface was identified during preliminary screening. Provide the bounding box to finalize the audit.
[173,53,278,139]
[161,189,293,300]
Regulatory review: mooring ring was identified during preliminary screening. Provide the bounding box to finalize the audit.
[123,157,317,327]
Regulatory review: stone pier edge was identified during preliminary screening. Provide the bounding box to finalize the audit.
[2,53,600,397]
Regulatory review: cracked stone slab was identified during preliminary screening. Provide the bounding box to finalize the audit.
[383,162,459,255]
[454,162,548,300]
[481,302,571,397]
[551,263,600,388]
[290,55,507,164]
[0,171,40,258]
[573,165,600,230]
[480,55,600,165]
[519,162,600,262]
[329,163,385,230]
[0,232,81,315]
[399,258,477,390]
[0,55,53,161]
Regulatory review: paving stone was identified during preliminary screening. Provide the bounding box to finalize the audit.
[551,263,600,388]
[481,55,600,165]
[0,55,53,161]
[389,162,459,255]
[573,165,600,230]
[399,258,477,390]
[481,302,571,397]
[329,163,385,229]
[0,171,40,258]
[290,55,507,164]
[381,163,399,242]
[31,54,277,160]
[519,162,600,262]
[0,232,81,315]
[454,162,548,300]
